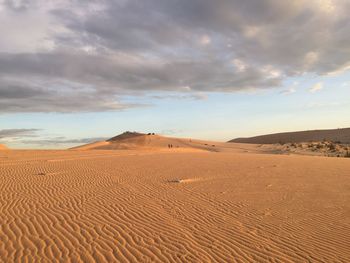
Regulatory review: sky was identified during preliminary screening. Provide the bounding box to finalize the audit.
[0,0,349,149]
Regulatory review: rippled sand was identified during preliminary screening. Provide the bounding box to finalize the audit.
[1,150,350,262]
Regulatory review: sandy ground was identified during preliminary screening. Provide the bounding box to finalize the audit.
[1,149,350,262]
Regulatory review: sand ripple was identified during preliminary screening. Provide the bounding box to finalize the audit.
[1,150,350,262]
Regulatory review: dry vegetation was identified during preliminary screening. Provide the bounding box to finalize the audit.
[277,140,350,158]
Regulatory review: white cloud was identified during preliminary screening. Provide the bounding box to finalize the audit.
[315,0,337,13]
[310,82,323,93]
[199,35,211,46]
[304,51,319,70]
[261,65,282,79]
[243,26,261,38]
[306,101,342,108]
[280,87,297,95]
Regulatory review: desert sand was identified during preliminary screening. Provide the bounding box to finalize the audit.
[72,131,350,158]
[1,134,350,262]
[0,144,8,150]
[230,127,350,144]
[71,132,219,152]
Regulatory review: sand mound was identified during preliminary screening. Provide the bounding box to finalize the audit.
[0,144,8,150]
[1,150,350,262]
[71,130,350,158]
[72,132,218,152]
[230,127,350,144]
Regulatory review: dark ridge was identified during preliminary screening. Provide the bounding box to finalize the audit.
[107,131,145,142]
[229,128,350,144]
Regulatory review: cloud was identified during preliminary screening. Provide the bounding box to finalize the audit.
[0,127,106,146]
[0,128,40,139]
[151,93,208,100]
[20,137,107,145]
[280,87,297,95]
[310,82,323,93]
[306,101,343,108]
[232,59,247,73]
[160,129,184,136]
[199,35,211,46]
[0,0,349,113]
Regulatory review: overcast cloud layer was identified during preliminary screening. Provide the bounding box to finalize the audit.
[1,0,349,113]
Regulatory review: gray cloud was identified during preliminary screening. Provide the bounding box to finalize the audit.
[151,93,208,100]
[0,128,40,139]
[0,0,349,113]
[20,137,107,145]
[0,127,106,146]
[2,0,31,12]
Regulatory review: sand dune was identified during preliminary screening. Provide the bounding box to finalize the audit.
[71,131,350,158]
[71,131,350,159]
[0,149,350,262]
[72,132,220,152]
[230,127,350,144]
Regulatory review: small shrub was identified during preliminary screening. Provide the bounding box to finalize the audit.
[316,143,323,149]
[328,143,336,151]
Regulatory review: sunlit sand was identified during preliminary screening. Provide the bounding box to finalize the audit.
[1,133,350,262]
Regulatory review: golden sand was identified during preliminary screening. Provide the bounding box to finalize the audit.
[1,147,350,262]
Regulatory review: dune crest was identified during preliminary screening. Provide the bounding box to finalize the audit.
[230,127,350,144]
[71,132,216,152]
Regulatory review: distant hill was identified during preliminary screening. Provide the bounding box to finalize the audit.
[71,131,213,152]
[229,128,350,144]
[0,144,9,150]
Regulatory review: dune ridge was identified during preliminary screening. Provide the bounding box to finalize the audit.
[71,132,219,152]
[230,127,350,144]
[107,131,145,142]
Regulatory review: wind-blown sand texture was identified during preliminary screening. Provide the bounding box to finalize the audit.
[1,148,350,262]
[230,127,350,144]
